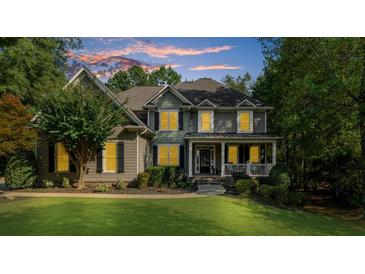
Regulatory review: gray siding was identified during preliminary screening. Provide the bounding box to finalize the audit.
[189,112,198,132]
[215,111,236,132]
[253,111,266,133]
[138,135,150,173]
[36,130,142,183]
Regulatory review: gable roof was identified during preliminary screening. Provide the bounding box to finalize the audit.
[117,86,162,111]
[66,67,153,133]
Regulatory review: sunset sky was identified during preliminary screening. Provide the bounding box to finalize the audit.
[68,37,264,82]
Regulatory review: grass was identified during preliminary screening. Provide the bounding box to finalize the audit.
[0,195,365,235]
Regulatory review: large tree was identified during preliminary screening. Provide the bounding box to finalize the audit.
[222,72,253,95]
[0,93,35,157]
[106,65,181,92]
[253,38,362,187]
[0,38,81,105]
[34,85,127,189]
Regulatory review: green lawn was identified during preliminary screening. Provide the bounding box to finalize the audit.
[0,196,365,235]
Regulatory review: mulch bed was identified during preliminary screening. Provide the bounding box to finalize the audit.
[9,183,193,195]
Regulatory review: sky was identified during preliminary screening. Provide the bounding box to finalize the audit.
[67,38,264,83]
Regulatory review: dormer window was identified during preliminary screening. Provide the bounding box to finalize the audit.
[198,110,214,132]
[237,111,253,133]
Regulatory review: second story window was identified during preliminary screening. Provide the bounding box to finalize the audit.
[160,111,178,131]
[237,111,253,133]
[198,110,214,132]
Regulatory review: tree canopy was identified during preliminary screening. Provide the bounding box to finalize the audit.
[0,38,81,105]
[253,38,363,187]
[106,65,182,92]
[222,72,253,95]
[34,85,127,188]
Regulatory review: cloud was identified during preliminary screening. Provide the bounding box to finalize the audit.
[189,64,241,71]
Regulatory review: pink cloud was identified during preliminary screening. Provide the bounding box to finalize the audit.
[189,64,241,71]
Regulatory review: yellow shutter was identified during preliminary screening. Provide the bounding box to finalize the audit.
[240,112,250,131]
[228,145,238,164]
[160,112,169,130]
[159,145,169,166]
[169,112,178,130]
[201,112,211,131]
[56,142,69,172]
[169,145,179,166]
[250,145,260,163]
[105,142,117,172]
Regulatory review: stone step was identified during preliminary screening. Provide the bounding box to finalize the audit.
[197,184,226,195]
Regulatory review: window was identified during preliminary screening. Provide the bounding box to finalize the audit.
[249,145,260,163]
[199,110,213,132]
[228,145,238,164]
[104,142,117,172]
[56,142,69,172]
[160,111,178,131]
[238,111,252,132]
[158,144,179,166]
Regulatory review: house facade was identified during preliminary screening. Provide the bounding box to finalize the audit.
[36,67,280,183]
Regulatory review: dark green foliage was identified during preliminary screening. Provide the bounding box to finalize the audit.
[95,184,109,193]
[175,179,193,190]
[259,184,275,201]
[137,172,150,189]
[146,166,165,187]
[222,72,253,95]
[0,38,81,105]
[4,151,37,189]
[272,186,289,204]
[254,38,362,189]
[330,171,364,208]
[106,65,181,92]
[163,166,180,186]
[232,172,250,182]
[288,192,307,207]
[235,178,258,194]
[268,163,291,189]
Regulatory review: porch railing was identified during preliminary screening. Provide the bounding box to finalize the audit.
[225,163,273,177]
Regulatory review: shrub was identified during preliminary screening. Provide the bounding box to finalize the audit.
[176,179,193,190]
[232,171,250,182]
[137,172,150,189]
[95,183,109,193]
[146,166,165,187]
[330,171,363,208]
[4,151,37,189]
[273,185,289,204]
[163,166,180,186]
[259,184,274,201]
[115,179,128,190]
[268,163,291,189]
[234,179,258,194]
[62,177,71,188]
[288,191,307,207]
[42,179,54,188]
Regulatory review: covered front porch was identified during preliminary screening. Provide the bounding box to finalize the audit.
[186,136,278,178]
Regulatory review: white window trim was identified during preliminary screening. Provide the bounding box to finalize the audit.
[157,144,180,166]
[103,141,118,173]
[237,110,253,133]
[198,110,214,133]
[158,110,179,132]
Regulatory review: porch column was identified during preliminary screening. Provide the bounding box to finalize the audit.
[272,140,277,166]
[221,142,225,177]
[188,140,193,177]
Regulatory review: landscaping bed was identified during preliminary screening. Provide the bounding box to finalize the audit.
[9,183,194,195]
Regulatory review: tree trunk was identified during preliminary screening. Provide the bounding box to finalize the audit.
[359,38,365,210]
[77,162,87,189]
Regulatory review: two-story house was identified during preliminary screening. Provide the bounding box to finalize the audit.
[36,67,281,183]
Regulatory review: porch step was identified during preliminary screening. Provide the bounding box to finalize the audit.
[197,184,226,195]
[193,176,222,185]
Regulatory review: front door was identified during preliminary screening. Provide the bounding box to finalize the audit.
[199,149,211,174]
